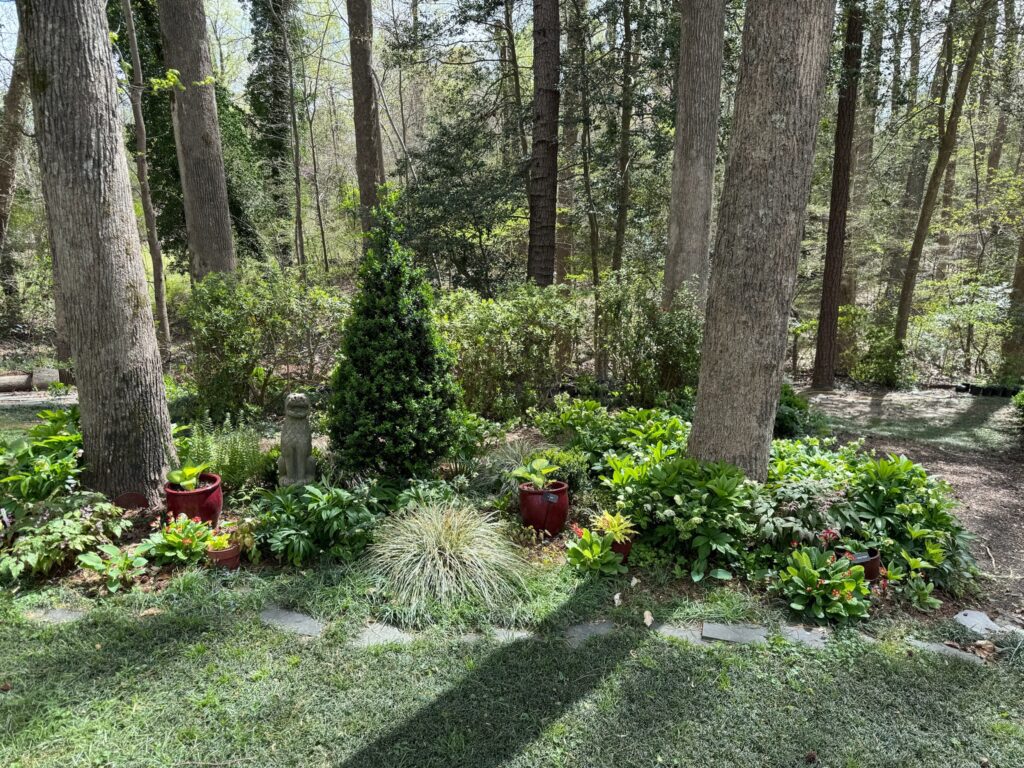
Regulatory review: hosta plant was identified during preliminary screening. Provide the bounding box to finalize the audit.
[511,458,560,490]
[775,546,870,624]
[166,464,210,491]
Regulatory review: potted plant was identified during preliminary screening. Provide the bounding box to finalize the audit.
[165,463,223,527]
[206,529,241,570]
[511,458,569,535]
[593,511,637,562]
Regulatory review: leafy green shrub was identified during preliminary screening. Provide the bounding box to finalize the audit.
[176,417,276,492]
[773,546,870,624]
[526,447,591,494]
[0,408,82,503]
[436,284,586,419]
[445,411,505,479]
[77,544,149,593]
[138,514,214,566]
[247,483,385,566]
[0,493,131,583]
[565,524,626,575]
[851,329,915,388]
[367,498,526,626]
[328,210,460,479]
[469,435,553,497]
[184,264,347,420]
[1013,390,1024,424]
[774,383,828,438]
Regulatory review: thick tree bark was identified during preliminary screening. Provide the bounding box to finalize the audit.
[347,0,385,234]
[986,0,1017,182]
[812,1,864,390]
[156,0,236,278]
[121,0,171,360]
[687,0,835,481]
[0,29,27,315]
[663,0,726,309]
[1001,234,1024,379]
[526,0,561,286]
[610,0,634,274]
[894,4,989,343]
[17,0,176,503]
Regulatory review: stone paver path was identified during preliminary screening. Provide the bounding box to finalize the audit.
[565,620,615,648]
[702,622,769,645]
[25,608,86,624]
[259,606,325,637]
[352,623,414,647]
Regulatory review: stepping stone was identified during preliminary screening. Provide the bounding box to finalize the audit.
[906,638,983,666]
[26,608,86,624]
[351,623,413,647]
[954,610,1003,635]
[259,606,324,638]
[492,628,534,643]
[565,620,615,648]
[653,623,705,645]
[702,622,768,645]
[781,624,830,650]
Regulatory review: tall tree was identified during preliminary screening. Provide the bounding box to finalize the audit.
[894,1,991,342]
[156,0,236,277]
[812,0,864,390]
[687,0,835,481]
[663,0,726,308]
[247,0,297,264]
[1002,236,1024,379]
[526,0,561,285]
[121,0,171,359]
[0,28,27,315]
[16,0,176,502]
[347,0,385,234]
[610,0,634,274]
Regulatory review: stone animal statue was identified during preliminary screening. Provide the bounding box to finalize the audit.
[278,393,316,487]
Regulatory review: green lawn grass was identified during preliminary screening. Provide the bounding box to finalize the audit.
[3,568,1022,768]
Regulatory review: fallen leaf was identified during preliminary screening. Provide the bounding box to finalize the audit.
[630,576,640,588]
[613,592,622,607]
[139,607,163,618]
[972,640,998,661]
[0,682,11,692]
[643,610,654,627]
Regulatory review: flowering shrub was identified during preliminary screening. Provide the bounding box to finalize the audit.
[774,546,871,624]
[138,515,214,566]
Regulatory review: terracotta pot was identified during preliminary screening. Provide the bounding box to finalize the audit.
[206,542,240,570]
[611,538,633,563]
[165,473,223,527]
[518,481,569,536]
[836,547,882,581]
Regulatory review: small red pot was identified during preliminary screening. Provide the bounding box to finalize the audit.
[518,481,569,536]
[611,538,633,563]
[836,547,882,581]
[165,473,223,527]
[207,543,241,570]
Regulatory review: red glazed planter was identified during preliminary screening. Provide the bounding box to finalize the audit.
[518,481,569,536]
[165,473,223,527]
[207,543,241,570]
[611,538,633,563]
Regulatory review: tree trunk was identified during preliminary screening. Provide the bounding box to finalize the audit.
[891,0,906,115]
[610,0,634,274]
[986,0,1016,182]
[663,0,726,309]
[852,0,884,207]
[281,17,306,269]
[0,28,27,316]
[121,0,171,360]
[526,0,561,286]
[157,0,236,279]
[17,0,176,503]
[894,4,989,343]
[1001,234,1024,379]
[347,0,385,234]
[555,76,578,284]
[812,1,864,391]
[687,0,835,481]
[504,0,530,158]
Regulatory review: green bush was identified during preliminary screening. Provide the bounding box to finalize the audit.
[367,498,526,626]
[436,284,585,419]
[247,483,385,566]
[183,264,346,420]
[851,329,915,389]
[176,417,276,492]
[1013,390,1024,424]
[774,383,829,438]
[0,407,83,504]
[328,211,460,479]
[773,546,871,624]
[526,447,592,494]
[138,514,214,567]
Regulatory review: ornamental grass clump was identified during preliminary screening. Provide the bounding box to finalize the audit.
[367,499,526,624]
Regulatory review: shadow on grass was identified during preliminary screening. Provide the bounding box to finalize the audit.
[339,578,649,768]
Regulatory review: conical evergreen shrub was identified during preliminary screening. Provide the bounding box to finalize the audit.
[328,208,460,479]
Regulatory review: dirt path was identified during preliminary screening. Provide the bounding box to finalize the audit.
[808,389,1024,620]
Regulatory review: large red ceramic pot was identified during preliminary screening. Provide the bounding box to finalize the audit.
[165,473,223,527]
[518,481,569,536]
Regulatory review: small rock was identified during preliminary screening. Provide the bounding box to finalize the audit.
[351,623,413,647]
[259,606,324,638]
[492,628,534,643]
[702,622,768,645]
[954,610,1003,636]
[653,623,705,644]
[26,608,85,624]
[906,638,984,665]
[781,624,830,650]
[565,621,615,648]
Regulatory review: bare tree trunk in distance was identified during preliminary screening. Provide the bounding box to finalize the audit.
[663,0,726,309]
[687,0,835,481]
[894,3,990,343]
[526,0,561,286]
[281,18,306,269]
[555,80,578,284]
[17,0,176,503]
[121,0,171,360]
[812,0,864,390]
[347,0,385,234]
[610,0,634,274]
[1001,234,1024,379]
[157,0,235,278]
[0,28,27,315]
